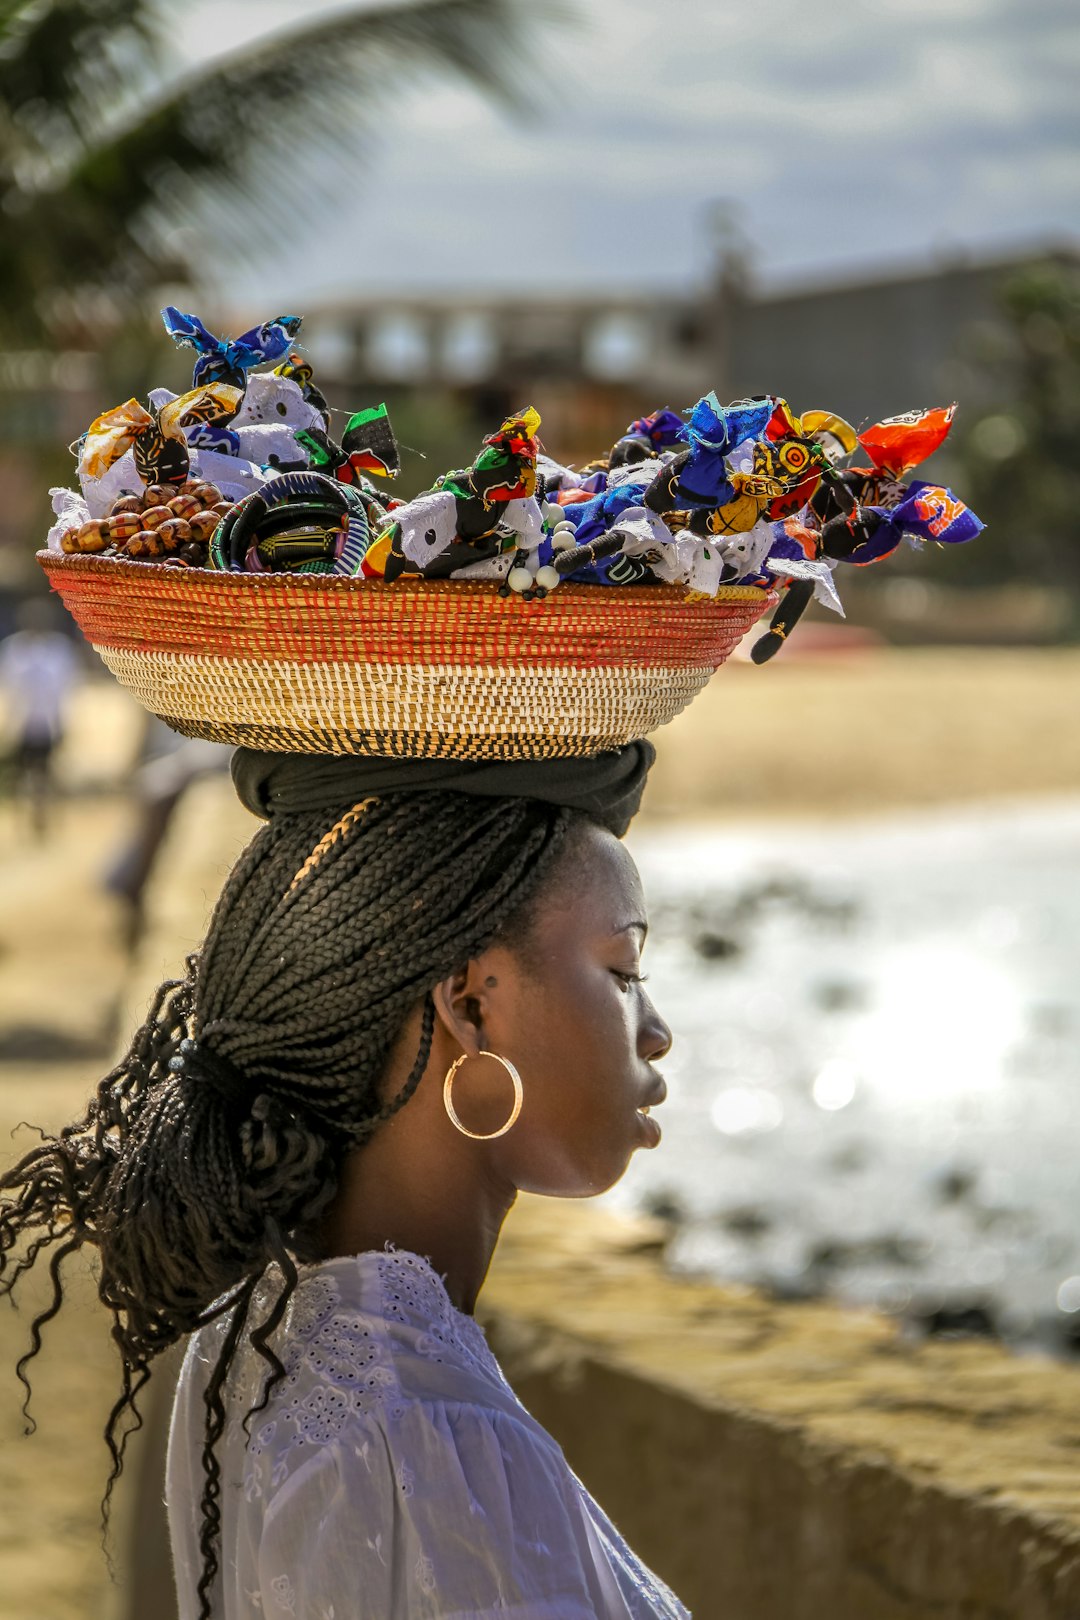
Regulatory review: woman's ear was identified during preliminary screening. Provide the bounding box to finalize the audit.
[431,958,490,1058]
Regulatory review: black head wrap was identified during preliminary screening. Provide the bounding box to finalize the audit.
[231,740,654,838]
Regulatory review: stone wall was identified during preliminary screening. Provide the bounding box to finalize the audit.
[483,1197,1080,1619]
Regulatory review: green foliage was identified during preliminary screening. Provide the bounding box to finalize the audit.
[0,0,537,338]
[953,261,1080,596]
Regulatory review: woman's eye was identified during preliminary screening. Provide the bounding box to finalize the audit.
[613,968,648,988]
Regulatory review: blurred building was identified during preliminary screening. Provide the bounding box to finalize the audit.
[717,239,1080,431]
[294,291,708,466]
[295,237,1079,448]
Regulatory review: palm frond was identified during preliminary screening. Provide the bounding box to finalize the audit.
[1,0,563,338]
[0,0,156,149]
[191,0,537,121]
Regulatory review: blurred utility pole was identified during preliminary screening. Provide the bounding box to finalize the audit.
[702,201,754,400]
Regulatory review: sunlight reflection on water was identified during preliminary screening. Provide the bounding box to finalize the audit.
[608,798,1080,1352]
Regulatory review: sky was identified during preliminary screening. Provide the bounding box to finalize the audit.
[177,0,1080,308]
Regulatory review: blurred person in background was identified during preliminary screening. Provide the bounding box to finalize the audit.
[0,596,81,838]
[104,720,231,951]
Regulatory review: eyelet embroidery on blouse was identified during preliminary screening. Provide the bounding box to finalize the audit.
[286,1272,338,1340]
[228,1247,506,1501]
[241,1295,400,1497]
[375,1248,505,1387]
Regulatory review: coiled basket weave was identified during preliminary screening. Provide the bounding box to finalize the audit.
[39,552,776,760]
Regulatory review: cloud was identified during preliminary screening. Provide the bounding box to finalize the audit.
[188,0,1079,305]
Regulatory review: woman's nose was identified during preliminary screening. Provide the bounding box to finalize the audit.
[640,1000,673,1062]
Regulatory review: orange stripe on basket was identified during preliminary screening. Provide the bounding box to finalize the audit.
[39,553,775,672]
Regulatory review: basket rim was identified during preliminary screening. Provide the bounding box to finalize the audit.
[36,548,773,608]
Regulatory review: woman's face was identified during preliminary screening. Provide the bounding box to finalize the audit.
[444,821,673,1197]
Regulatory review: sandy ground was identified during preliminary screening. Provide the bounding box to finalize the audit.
[1,645,1079,1617]
[645,646,1080,819]
[0,800,133,1620]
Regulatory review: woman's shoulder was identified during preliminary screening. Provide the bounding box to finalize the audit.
[170,1255,693,1620]
[276,1248,514,1402]
[185,1248,508,1399]
[174,1248,549,1501]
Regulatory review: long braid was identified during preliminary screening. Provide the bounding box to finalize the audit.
[0,789,575,1619]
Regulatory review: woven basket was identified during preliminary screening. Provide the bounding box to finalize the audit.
[38,552,775,760]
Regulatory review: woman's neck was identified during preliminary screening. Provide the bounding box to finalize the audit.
[306,1102,518,1316]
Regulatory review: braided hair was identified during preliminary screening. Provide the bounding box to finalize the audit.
[0,789,576,1618]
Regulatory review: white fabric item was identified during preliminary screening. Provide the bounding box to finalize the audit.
[78,447,144,517]
[765,553,845,615]
[46,486,90,550]
[189,449,270,503]
[679,543,727,596]
[718,522,775,584]
[230,374,323,432]
[535,453,580,491]
[451,550,515,582]
[167,1249,690,1620]
[395,489,460,568]
[499,496,544,553]
[231,422,308,467]
[605,508,673,552]
[605,459,664,491]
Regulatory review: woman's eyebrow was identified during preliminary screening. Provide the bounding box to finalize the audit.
[611,919,648,938]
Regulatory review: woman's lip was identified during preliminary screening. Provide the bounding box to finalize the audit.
[640,1075,668,1109]
[635,1107,662,1147]
[633,1074,666,1146]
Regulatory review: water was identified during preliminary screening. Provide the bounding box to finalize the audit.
[608,798,1080,1354]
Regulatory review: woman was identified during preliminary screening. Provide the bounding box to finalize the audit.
[0,741,688,1619]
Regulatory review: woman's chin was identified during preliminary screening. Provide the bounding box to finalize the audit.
[520,1150,635,1200]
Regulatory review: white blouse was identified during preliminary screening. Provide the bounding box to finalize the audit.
[167,1247,691,1619]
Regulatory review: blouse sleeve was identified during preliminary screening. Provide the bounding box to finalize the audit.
[255,1400,607,1619]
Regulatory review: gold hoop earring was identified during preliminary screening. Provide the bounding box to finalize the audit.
[443,1051,523,1141]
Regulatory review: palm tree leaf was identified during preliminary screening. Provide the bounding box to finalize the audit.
[190,0,538,119]
[0,0,156,150]
[1,0,561,336]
